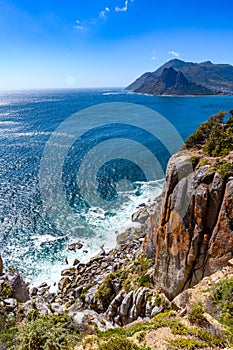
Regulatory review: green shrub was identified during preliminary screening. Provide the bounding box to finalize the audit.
[18,313,79,350]
[94,274,118,311]
[0,282,13,299]
[212,278,233,328]
[26,309,40,321]
[185,111,226,150]
[136,331,146,342]
[185,110,233,157]
[139,274,150,287]
[216,159,233,178]
[0,313,17,350]
[167,337,206,349]
[97,336,151,350]
[188,303,205,325]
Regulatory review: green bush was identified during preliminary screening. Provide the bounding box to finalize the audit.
[18,313,79,350]
[0,282,13,299]
[185,111,226,150]
[212,279,233,325]
[188,303,205,325]
[94,274,119,311]
[216,159,233,178]
[0,312,18,350]
[139,274,150,287]
[97,336,151,350]
[168,337,206,349]
[185,110,233,157]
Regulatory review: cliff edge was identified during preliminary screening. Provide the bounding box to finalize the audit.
[144,110,233,299]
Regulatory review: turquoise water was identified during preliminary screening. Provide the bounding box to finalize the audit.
[0,89,232,286]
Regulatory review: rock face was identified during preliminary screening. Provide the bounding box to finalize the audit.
[6,269,30,302]
[106,287,167,325]
[144,153,233,300]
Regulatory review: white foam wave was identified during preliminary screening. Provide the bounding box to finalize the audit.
[13,131,52,137]
[33,234,67,249]
[103,92,128,96]
[0,121,19,126]
[0,112,11,117]
[27,179,164,289]
[84,179,164,238]
[0,101,9,106]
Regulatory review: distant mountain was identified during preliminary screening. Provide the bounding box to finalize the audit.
[126,59,233,95]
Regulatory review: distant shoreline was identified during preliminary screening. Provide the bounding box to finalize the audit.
[127,90,233,97]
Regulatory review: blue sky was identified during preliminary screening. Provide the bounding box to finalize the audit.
[0,0,233,89]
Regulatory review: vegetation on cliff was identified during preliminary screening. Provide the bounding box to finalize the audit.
[184,109,233,177]
[185,110,233,155]
[81,309,233,349]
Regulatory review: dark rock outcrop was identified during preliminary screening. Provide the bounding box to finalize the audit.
[143,152,233,300]
[6,269,30,302]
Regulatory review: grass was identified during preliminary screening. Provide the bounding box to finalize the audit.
[97,336,151,350]
[92,310,231,350]
[167,337,206,349]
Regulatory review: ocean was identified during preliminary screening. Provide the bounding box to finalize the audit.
[0,88,233,287]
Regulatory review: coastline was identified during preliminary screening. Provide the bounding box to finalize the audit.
[26,180,164,290]
[1,146,233,348]
[127,90,230,97]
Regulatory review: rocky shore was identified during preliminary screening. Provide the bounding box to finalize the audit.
[0,196,165,332]
[1,146,233,348]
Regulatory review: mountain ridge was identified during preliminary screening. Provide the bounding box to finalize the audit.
[127,59,233,95]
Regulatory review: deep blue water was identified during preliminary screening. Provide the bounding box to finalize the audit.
[0,89,233,286]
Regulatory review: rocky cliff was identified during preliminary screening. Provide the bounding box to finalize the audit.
[143,151,233,300]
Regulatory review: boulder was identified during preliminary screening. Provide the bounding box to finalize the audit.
[68,242,83,252]
[6,269,30,302]
[35,297,50,315]
[132,208,150,224]
[151,306,163,317]
[21,300,35,315]
[119,291,133,325]
[50,302,65,314]
[72,310,113,332]
[4,298,17,312]
[58,276,70,291]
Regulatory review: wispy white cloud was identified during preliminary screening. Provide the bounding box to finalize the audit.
[99,7,110,18]
[74,19,84,30]
[74,1,134,31]
[115,0,133,12]
[151,50,158,61]
[168,50,179,57]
